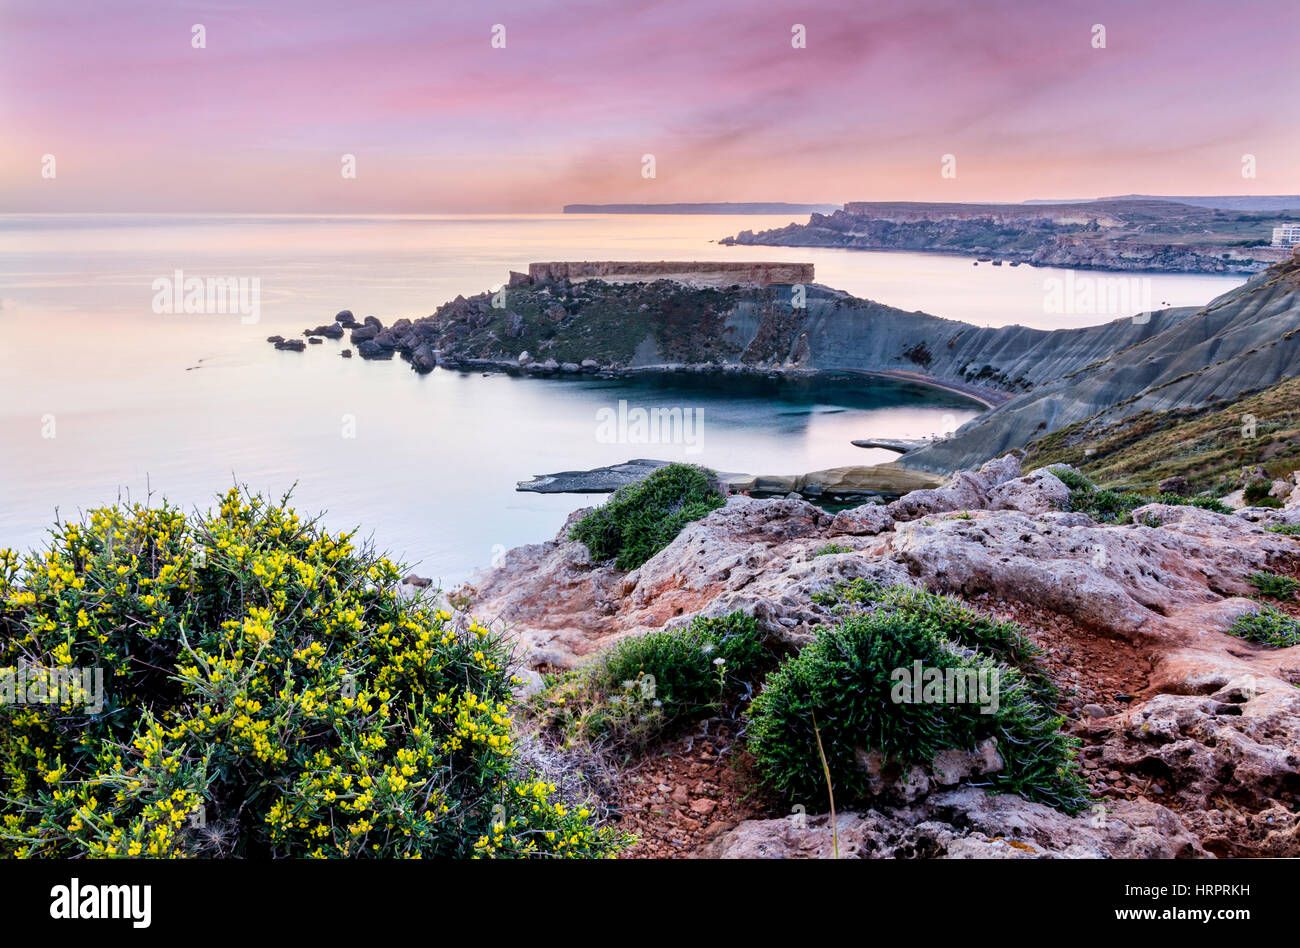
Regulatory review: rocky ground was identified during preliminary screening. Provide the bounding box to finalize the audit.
[461,456,1300,858]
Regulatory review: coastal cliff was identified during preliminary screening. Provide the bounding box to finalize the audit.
[900,253,1300,473]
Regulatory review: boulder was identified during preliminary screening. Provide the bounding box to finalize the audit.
[1157,475,1189,496]
[356,339,393,360]
[466,453,1300,856]
[986,467,1071,514]
[829,502,895,536]
[410,344,436,373]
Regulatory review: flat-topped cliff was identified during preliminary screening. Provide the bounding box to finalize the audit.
[521,260,814,287]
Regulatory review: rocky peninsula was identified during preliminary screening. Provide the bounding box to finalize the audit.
[276,260,1192,412]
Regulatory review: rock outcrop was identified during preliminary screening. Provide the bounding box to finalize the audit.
[466,455,1300,857]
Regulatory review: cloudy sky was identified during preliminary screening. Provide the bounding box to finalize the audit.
[2,0,1297,212]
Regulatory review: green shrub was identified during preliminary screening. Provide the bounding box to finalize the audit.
[1051,465,1233,522]
[813,543,852,557]
[1048,466,1095,494]
[570,463,726,570]
[0,489,629,859]
[1153,493,1231,514]
[1247,571,1300,601]
[1244,480,1281,507]
[1229,605,1300,647]
[751,590,1086,813]
[1267,523,1300,536]
[813,581,1051,697]
[535,613,764,751]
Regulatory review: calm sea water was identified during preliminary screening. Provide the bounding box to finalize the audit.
[0,214,1244,584]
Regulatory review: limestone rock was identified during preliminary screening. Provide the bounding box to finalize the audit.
[986,467,1071,514]
[703,787,1205,859]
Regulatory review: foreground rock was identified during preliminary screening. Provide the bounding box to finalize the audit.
[704,787,1204,859]
[467,455,1300,857]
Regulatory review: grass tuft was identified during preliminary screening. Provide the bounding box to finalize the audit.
[1246,571,1300,601]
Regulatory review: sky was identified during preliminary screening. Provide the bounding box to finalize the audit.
[1,0,1297,212]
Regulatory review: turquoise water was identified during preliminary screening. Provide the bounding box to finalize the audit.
[0,214,1243,583]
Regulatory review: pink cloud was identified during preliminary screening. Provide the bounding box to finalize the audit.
[1,0,1296,211]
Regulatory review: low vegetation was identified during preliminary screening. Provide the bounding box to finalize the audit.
[1049,466,1229,524]
[753,582,1087,813]
[1244,480,1283,508]
[570,463,726,570]
[1025,375,1300,494]
[1246,571,1300,601]
[0,490,629,858]
[532,613,766,753]
[1228,605,1300,648]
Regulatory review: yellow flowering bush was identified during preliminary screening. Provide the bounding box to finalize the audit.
[0,489,629,858]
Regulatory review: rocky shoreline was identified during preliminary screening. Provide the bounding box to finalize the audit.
[269,307,873,384]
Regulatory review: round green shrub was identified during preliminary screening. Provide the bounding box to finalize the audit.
[747,609,1088,813]
[569,463,726,570]
[0,489,629,858]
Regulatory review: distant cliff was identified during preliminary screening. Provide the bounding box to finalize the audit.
[721,199,1294,274]
[563,202,840,215]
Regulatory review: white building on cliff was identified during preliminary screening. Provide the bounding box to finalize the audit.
[1272,223,1300,249]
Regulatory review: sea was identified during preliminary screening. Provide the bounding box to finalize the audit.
[0,213,1244,584]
